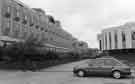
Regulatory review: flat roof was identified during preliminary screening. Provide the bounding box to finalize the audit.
[102,22,135,32]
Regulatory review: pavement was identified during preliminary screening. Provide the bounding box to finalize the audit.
[0,59,134,84]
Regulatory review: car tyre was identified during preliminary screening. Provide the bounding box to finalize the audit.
[112,71,121,79]
[76,70,85,77]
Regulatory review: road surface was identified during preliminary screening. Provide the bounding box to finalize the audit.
[0,59,134,84]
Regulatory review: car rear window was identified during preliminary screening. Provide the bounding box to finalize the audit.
[104,59,121,66]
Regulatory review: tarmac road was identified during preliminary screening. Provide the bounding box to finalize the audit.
[0,59,134,84]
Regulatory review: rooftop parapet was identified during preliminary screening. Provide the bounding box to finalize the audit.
[32,8,46,15]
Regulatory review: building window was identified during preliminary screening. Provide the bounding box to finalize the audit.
[99,40,102,50]
[102,38,104,50]
[36,25,39,29]
[114,31,118,48]
[41,27,44,31]
[4,6,11,18]
[14,13,20,21]
[79,43,83,47]
[122,31,126,48]
[22,19,27,24]
[14,17,20,21]
[30,23,34,27]
[109,32,112,49]
[4,21,11,36]
[132,32,135,40]
[105,33,107,49]
[4,12,11,18]
[122,32,126,41]
[30,15,34,27]
[45,29,48,32]
[22,16,27,24]
[14,7,20,22]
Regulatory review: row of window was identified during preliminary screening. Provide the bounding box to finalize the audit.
[102,31,128,50]
[3,9,72,41]
[2,0,75,44]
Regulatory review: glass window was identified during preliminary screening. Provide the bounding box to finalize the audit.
[4,6,11,18]
[89,59,104,66]
[22,16,27,24]
[104,59,121,66]
[36,25,39,29]
[122,31,126,48]
[13,7,18,18]
[114,31,118,48]
[30,23,34,27]
[16,6,20,17]
[122,31,126,41]
[95,60,104,66]
[105,33,107,49]
[41,27,44,31]
[14,9,20,22]
[132,32,135,40]
[45,29,48,32]
[99,40,102,50]
[29,14,34,27]
[3,21,11,36]
[22,9,27,25]
[109,32,112,49]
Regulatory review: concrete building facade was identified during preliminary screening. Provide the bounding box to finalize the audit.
[98,22,135,51]
[0,0,88,53]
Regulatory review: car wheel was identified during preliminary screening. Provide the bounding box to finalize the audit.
[112,71,121,79]
[77,70,85,77]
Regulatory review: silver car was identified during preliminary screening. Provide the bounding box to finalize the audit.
[73,57,132,79]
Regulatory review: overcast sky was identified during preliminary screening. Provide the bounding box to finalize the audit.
[22,0,135,48]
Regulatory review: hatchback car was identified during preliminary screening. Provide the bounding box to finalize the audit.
[73,57,132,79]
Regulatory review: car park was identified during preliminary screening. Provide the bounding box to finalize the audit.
[73,57,132,79]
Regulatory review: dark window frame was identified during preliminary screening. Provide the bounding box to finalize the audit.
[132,32,135,40]
[4,6,11,18]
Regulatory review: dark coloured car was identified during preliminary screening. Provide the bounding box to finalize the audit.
[73,57,132,79]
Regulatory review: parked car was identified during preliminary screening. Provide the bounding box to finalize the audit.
[73,57,132,79]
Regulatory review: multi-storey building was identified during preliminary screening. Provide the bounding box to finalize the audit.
[98,22,135,52]
[0,0,88,53]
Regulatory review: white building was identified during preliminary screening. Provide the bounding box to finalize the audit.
[98,22,135,51]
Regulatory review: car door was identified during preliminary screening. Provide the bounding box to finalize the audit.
[87,63,96,75]
[87,59,105,75]
[93,59,107,75]
[102,59,119,75]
